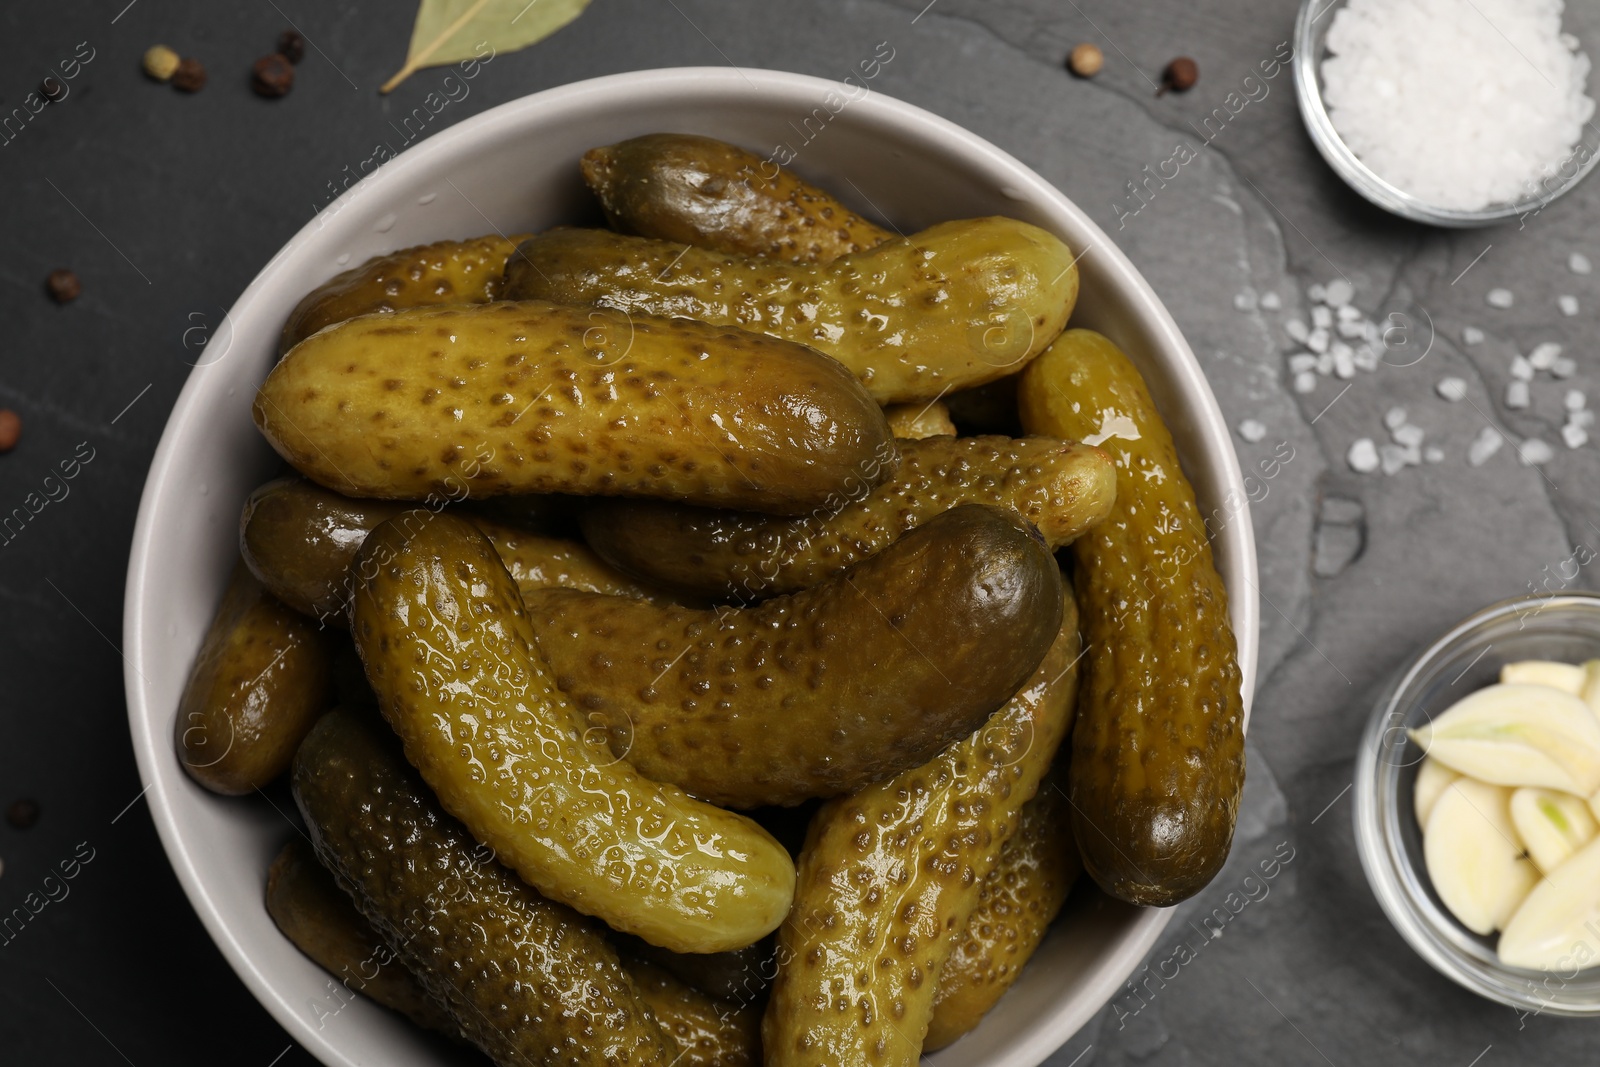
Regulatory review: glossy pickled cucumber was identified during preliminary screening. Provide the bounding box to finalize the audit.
[924,775,1079,1051]
[256,301,895,515]
[292,708,676,1066]
[581,436,1114,601]
[631,961,761,1067]
[240,476,657,622]
[278,234,525,354]
[883,401,956,440]
[581,133,892,263]
[264,838,459,1037]
[1018,329,1245,907]
[762,586,1081,1067]
[501,218,1079,405]
[350,511,794,953]
[175,562,334,794]
[523,505,1064,808]
[621,937,777,1007]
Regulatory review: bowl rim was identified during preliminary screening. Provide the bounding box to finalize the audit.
[123,65,1260,1067]
[1293,0,1600,228]
[1354,590,1600,1015]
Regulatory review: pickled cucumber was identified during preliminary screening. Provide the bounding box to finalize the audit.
[581,436,1114,601]
[292,707,676,1066]
[522,505,1064,808]
[264,838,459,1037]
[883,401,956,440]
[175,562,334,794]
[278,234,525,354]
[924,775,1079,1050]
[582,133,892,263]
[1018,329,1245,907]
[501,218,1079,405]
[762,586,1081,1067]
[349,511,795,953]
[240,476,658,622]
[631,961,761,1067]
[257,301,895,515]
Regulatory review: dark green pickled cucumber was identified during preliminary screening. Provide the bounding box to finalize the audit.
[264,838,460,1037]
[631,961,762,1067]
[293,707,677,1067]
[581,133,892,263]
[581,436,1114,601]
[1019,329,1245,907]
[523,505,1063,808]
[175,562,334,794]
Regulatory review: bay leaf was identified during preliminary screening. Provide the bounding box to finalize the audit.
[381,0,594,94]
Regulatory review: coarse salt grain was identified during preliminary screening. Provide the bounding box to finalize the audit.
[1552,356,1578,378]
[1529,342,1563,369]
[1308,283,1327,303]
[1238,418,1267,443]
[1294,371,1318,394]
[1571,408,1597,428]
[1424,445,1445,463]
[1287,318,1310,343]
[1312,306,1334,329]
[1572,251,1593,275]
[1437,376,1468,401]
[1321,0,1594,211]
[1563,423,1589,449]
[1324,278,1355,307]
[1260,291,1282,310]
[1560,295,1580,316]
[1289,353,1319,374]
[1384,406,1408,430]
[1308,329,1331,354]
[1507,379,1531,408]
[1380,443,1412,475]
[1520,438,1555,465]
[1394,424,1426,447]
[1510,355,1535,380]
[1488,288,1515,309]
[1234,290,1257,312]
[1566,389,1587,411]
[1469,427,1503,466]
[1462,326,1485,345]
[1348,437,1380,473]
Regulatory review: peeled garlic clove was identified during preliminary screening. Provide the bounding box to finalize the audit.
[1499,835,1600,971]
[1510,787,1599,874]
[1414,757,1460,826]
[1424,778,1539,935]
[1409,683,1600,795]
[1501,660,1585,694]
[1581,660,1600,714]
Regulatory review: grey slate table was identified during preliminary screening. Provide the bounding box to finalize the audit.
[2,1,1595,1063]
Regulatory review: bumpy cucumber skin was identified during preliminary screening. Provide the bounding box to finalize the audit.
[630,961,762,1067]
[581,436,1114,601]
[278,234,524,354]
[501,218,1078,405]
[524,505,1064,809]
[883,401,956,440]
[256,301,895,516]
[175,562,334,794]
[349,511,795,953]
[762,587,1081,1067]
[923,773,1079,1050]
[1018,328,1245,907]
[292,708,676,1067]
[241,476,657,622]
[582,133,892,264]
[265,838,460,1037]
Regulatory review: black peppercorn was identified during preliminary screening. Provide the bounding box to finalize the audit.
[278,30,306,64]
[46,269,81,304]
[171,57,207,93]
[252,54,295,97]
[40,76,67,103]
[1159,57,1199,95]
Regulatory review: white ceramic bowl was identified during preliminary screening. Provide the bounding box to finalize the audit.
[124,67,1259,1067]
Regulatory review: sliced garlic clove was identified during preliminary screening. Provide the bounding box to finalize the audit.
[1408,683,1600,795]
[1414,757,1460,827]
[1501,660,1585,694]
[1499,835,1600,971]
[1424,779,1538,936]
[1510,787,1599,874]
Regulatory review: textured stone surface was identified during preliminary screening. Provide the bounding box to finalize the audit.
[3,1,1597,1063]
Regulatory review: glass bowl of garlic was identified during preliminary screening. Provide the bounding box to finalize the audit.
[1356,592,1600,1014]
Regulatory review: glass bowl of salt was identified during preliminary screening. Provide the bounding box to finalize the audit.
[1295,0,1600,227]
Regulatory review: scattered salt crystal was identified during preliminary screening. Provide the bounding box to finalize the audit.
[1308,283,1327,303]
[1566,389,1587,411]
[1424,446,1445,463]
[1321,0,1596,211]
[1352,345,1380,371]
[1234,290,1258,312]
[1572,252,1593,275]
[1294,371,1318,394]
[1510,355,1535,381]
[1317,353,1335,376]
[1529,342,1563,369]
[1288,353,1319,374]
[1312,306,1334,329]
[1336,304,1363,322]
[1348,437,1380,473]
[1324,278,1355,307]
[1384,406,1408,430]
[1394,424,1426,448]
[1563,423,1589,449]
[1560,295,1580,316]
[1571,408,1597,428]
[1379,443,1412,475]
[1238,418,1267,443]
[1488,289,1515,309]
[1308,328,1331,354]
[1338,319,1367,339]
[1437,376,1468,401]
[1552,357,1578,379]
[1462,326,1485,345]
[1333,347,1356,379]
[1520,438,1555,465]
[1507,379,1531,408]
[1468,428,1503,467]
[1260,291,1282,311]
[1287,318,1310,343]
